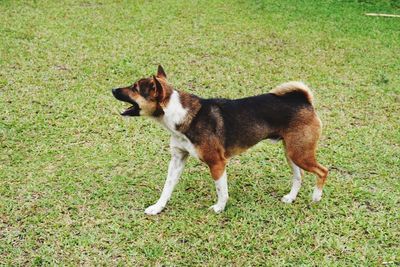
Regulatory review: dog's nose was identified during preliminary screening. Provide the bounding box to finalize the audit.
[112,88,117,96]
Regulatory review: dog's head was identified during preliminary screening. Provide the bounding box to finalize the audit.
[112,65,171,117]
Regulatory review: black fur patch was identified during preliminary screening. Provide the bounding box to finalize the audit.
[183,93,312,149]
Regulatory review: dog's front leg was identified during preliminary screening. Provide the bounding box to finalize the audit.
[209,170,229,213]
[206,162,229,213]
[144,147,188,215]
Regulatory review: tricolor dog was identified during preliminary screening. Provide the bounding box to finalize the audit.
[112,66,328,215]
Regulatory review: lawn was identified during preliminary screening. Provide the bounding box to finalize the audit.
[1,0,399,265]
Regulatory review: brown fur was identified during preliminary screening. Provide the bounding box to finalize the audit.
[282,110,328,191]
[176,92,202,133]
[196,137,227,180]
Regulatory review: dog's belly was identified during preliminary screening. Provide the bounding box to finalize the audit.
[170,133,199,159]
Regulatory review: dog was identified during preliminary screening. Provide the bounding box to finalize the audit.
[112,65,328,215]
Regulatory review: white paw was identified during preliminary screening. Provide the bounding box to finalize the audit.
[312,189,323,202]
[144,204,164,215]
[281,194,295,203]
[209,204,225,213]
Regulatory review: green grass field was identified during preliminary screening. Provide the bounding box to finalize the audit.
[1,0,399,265]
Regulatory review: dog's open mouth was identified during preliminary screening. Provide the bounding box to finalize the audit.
[121,102,140,116]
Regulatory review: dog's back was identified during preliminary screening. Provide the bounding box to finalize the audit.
[183,82,316,158]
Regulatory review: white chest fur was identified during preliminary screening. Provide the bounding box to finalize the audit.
[157,90,199,158]
[170,134,198,158]
[157,91,185,133]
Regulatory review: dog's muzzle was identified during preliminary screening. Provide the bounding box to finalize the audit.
[112,88,140,116]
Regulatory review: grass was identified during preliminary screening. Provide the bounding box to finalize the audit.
[1,0,399,265]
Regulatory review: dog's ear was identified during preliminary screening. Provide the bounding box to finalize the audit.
[157,65,167,79]
[152,75,165,101]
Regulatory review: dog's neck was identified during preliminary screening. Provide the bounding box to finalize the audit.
[157,90,201,135]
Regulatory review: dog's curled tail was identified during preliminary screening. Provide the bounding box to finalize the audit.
[270,81,314,105]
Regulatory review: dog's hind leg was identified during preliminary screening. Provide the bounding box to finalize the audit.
[145,147,188,215]
[283,126,328,202]
[281,151,304,203]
